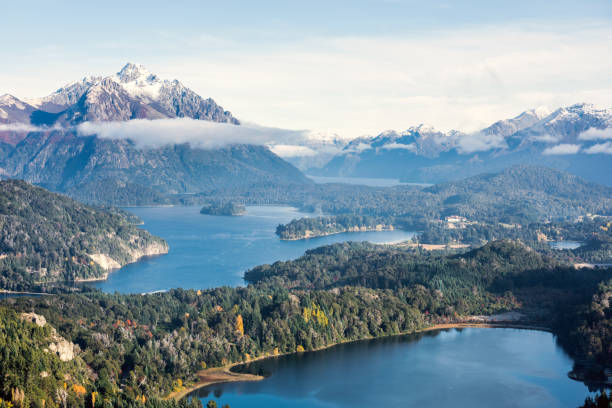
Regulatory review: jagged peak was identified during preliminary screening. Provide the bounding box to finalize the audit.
[407,123,439,134]
[532,105,553,119]
[116,62,156,83]
[0,94,32,110]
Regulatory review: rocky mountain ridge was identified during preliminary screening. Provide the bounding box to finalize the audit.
[315,103,612,186]
[1,63,238,129]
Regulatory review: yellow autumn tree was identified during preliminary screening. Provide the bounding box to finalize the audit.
[235,314,244,336]
[72,384,86,395]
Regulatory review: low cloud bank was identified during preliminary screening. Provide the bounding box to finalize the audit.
[456,132,506,154]
[579,127,612,141]
[584,142,612,154]
[381,142,416,151]
[269,144,317,157]
[542,143,581,155]
[0,123,49,132]
[77,118,309,150]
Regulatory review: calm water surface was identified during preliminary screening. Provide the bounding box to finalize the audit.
[95,206,416,293]
[307,175,432,187]
[548,241,583,250]
[190,328,593,408]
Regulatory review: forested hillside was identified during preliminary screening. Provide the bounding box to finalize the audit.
[3,239,611,407]
[0,180,167,291]
[275,166,612,240]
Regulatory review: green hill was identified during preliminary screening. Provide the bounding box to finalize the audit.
[0,179,167,291]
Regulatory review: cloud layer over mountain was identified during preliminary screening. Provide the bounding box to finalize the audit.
[77,119,308,150]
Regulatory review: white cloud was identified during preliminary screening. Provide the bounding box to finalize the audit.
[268,144,317,158]
[584,142,612,154]
[381,142,416,151]
[159,22,612,138]
[343,142,372,153]
[0,123,44,132]
[456,133,506,154]
[579,127,612,141]
[542,143,581,155]
[76,119,308,149]
[3,21,612,141]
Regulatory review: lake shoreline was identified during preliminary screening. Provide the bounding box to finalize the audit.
[279,226,397,241]
[170,321,550,401]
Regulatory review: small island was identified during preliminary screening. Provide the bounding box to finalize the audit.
[200,201,247,216]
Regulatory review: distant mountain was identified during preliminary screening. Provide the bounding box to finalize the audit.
[0,64,310,203]
[314,103,612,186]
[0,129,310,204]
[0,179,167,291]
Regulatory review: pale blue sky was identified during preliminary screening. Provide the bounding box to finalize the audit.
[2,0,611,137]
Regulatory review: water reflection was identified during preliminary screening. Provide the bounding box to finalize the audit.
[190,328,596,408]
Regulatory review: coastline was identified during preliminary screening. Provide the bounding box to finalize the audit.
[77,246,170,284]
[168,321,549,401]
[279,226,396,241]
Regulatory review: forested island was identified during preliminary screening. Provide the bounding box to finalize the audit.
[0,180,168,292]
[200,202,246,216]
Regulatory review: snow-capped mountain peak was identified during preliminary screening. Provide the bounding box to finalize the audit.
[8,63,239,125]
[116,62,156,83]
[407,123,438,135]
[0,94,28,109]
[113,63,163,101]
[532,105,553,120]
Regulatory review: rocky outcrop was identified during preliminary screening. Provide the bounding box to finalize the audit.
[87,240,168,273]
[88,253,121,270]
[20,312,77,362]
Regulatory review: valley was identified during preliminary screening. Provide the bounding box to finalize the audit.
[0,60,610,408]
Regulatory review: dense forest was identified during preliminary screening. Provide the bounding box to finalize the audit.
[199,202,246,216]
[273,166,612,240]
[1,240,611,407]
[245,240,612,370]
[0,180,167,291]
[276,215,393,240]
[0,167,611,408]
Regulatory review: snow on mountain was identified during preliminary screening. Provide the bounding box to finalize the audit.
[509,103,612,147]
[0,94,37,123]
[315,102,612,185]
[480,106,552,139]
[21,63,239,125]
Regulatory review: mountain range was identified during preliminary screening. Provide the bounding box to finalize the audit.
[0,64,309,203]
[310,103,612,186]
[1,63,611,202]
[1,63,238,128]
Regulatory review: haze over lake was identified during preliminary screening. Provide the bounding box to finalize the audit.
[95,206,416,293]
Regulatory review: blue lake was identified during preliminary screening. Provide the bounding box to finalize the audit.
[190,328,594,408]
[95,206,416,293]
[93,205,598,407]
[548,241,583,250]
